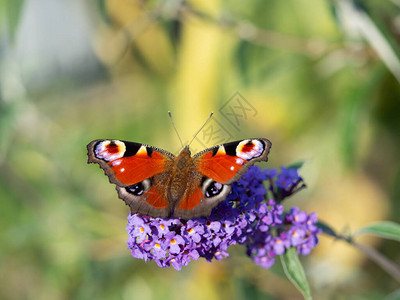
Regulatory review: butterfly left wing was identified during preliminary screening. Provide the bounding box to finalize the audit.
[173,138,272,219]
[87,139,174,218]
[115,173,173,218]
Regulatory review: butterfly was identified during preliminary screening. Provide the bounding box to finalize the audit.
[87,138,271,219]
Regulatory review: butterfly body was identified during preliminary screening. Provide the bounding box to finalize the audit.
[168,147,195,203]
[87,138,271,219]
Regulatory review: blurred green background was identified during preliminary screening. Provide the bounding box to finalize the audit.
[1,0,400,299]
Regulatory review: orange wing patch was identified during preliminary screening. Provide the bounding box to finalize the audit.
[195,151,245,183]
[177,187,205,210]
[144,186,169,209]
[110,151,168,185]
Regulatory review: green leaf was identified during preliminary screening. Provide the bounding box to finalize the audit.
[287,161,305,170]
[317,221,337,238]
[236,40,252,87]
[385,289,400,300]
[96,0,111,24]
[333,0,400,83]
[354,221,400,242]
[280,247,312,300]
[0,0,25,39]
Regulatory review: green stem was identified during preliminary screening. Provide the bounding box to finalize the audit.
[322,226,400,283]
[347,240,400,283]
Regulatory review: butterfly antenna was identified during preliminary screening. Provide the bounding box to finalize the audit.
[168,111,184,148]
[188,112,213,146]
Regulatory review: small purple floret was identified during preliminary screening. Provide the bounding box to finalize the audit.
[126,165,321,270]
[276,167,300,189]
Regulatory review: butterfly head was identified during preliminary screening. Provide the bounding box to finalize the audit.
[178,145,192,158]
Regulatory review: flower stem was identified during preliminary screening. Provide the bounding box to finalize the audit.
[348,240,400,283]
[320,224,400,283]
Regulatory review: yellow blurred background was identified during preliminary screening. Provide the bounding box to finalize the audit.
[1,0,399,299]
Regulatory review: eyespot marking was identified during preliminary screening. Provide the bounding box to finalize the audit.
[201,178,228,198]
[126,179,151,196]
[236,139,264,160]
[205,181,223,198]
[95,140,126,162]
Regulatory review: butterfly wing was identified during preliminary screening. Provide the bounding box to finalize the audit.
[193,138,272,183]
[173,176,231,219]
[173,138,271,219]
[116,173,172,218]
[87,139,174,217]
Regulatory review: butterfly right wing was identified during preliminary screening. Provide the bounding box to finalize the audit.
[87,139,174,217]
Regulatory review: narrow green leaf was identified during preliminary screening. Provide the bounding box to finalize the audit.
[0,0,25,39]
[280,247,312,300]
[385,289,400,300]
[317,221,337,238]
[355,221,400,242]
[335,0,400,83]
[96,0,111,24]
[235,40,252,87]
[287,161,305,170]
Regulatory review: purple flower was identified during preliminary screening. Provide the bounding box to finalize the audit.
[154,219,171,237]
[221,219,235,235]
[276,167,300,189]
[166,233,185,254]
[130,244,150,262]
[306,212,320,233]
[253,255,275,269]
[298,235,319,255]
[214,249,229,260]
[144,239,167,259]
[205,220,221,233]
[272,237,289,255]
[129,215,151,243]
[291,208,308,224]
[125,165,321,270]
[169,257,182,271]
[182,220,204,243]
[264,168,278,179]
[289,227,307,246]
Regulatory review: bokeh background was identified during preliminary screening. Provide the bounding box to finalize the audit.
[1,0,400,299]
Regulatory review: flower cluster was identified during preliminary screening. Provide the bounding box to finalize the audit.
[126,165,321,270]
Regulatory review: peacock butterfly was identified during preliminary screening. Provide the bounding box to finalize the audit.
[87,137,271,219]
